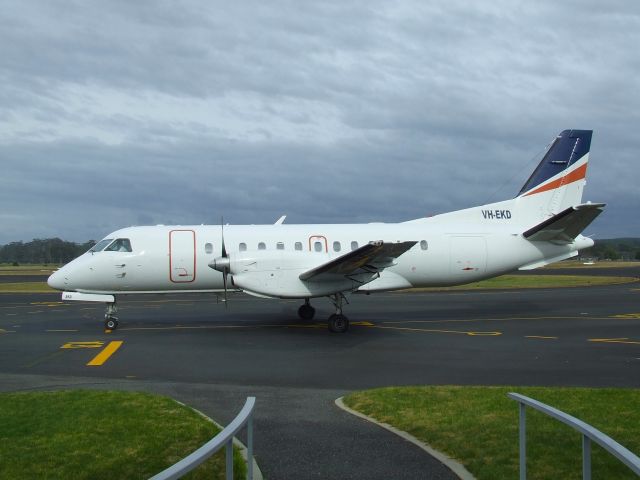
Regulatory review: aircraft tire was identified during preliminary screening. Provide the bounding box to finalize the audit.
[328,314,349,333]
[104,317,118,330]
[298,304,315,320]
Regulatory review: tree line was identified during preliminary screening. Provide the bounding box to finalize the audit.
[0,237,638,265]
[0,238,96,265]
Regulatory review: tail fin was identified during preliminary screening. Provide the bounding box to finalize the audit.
[517,130,592,217]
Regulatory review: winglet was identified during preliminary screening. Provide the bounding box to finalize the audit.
[274,215,286,225]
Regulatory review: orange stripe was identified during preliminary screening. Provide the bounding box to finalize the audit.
[524,163,588,197]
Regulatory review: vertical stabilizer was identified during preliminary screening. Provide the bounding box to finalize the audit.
[517,129,592,219]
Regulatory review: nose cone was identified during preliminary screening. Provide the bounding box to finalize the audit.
[47,268,67,291]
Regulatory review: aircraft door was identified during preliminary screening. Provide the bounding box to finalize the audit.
[449,236,487,276]
[169,229,196,283]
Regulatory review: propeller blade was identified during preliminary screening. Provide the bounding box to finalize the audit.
[221,217,227,258]
[222,268,228,308]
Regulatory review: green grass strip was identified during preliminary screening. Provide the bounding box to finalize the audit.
[0,274,635,294]
[0,390,246,480]
[407,274,635,292]
[344,386,640,480]
[0,282,57,293]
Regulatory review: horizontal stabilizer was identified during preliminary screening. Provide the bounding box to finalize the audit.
[523,203,605,244]
[299,241,417,281]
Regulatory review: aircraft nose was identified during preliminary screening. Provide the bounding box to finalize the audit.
[47,268,68,290]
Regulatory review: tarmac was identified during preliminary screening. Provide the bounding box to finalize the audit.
[1,267,639,479]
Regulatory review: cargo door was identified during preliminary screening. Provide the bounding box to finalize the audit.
[449,236,487,276]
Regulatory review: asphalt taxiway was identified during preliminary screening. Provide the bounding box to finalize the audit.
[1,273,639,479]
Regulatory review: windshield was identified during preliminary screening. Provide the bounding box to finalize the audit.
[104,238,132,252]
[89,238,113,253]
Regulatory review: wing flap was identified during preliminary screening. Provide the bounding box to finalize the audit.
[523,203,605,244]
[299,241,417,281]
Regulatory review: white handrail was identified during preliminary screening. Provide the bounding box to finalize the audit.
[509,392,640,480]
[150,396,256,480]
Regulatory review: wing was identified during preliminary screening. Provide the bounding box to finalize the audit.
[299,241,417,282]
[523,203,605,244]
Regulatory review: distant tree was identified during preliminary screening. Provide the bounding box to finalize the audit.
[0,238,95,264]
[636,250,640,261]
[602,247,620,261]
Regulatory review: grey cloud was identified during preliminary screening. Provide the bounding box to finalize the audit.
[0,1,638,243]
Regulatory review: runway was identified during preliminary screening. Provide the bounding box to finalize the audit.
[1,277,639,478]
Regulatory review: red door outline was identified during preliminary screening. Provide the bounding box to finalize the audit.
[169,229,197,283]
[308,235,328,253]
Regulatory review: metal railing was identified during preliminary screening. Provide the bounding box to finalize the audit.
[150,396,256,480]
[509,392,640,480]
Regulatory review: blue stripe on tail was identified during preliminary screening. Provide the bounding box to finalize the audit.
[517,130,592,197]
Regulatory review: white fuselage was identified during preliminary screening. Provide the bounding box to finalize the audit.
[49,207,593,298]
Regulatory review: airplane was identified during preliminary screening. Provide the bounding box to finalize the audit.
[48,129,604,333]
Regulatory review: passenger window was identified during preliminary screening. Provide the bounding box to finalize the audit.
[295,242,303,251]
[351,241,358,251]
[333,241,341,252]
[258,242,266,250]
[277,242,285,250]
[205,243,213,254]
[314,241,323,252]
[105,238,132,252]
[239,242,247,252]
[420,240,428,250]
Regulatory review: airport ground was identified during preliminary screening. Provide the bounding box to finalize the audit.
[0,266,639,479]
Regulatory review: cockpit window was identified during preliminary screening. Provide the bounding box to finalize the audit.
[89,238,113,253]
[105,238,132,252]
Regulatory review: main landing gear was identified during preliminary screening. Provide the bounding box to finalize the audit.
[104,301,119,330]
[297,298,316,320]
[298,295,350,333]
[328,293,349,333]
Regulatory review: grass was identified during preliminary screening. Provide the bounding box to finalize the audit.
[0,282,57,293]
[0,264,59,274]
[407,274,636,292]
[0,390,247,480]
[544,260,639,269]
[0,274,635,295]
[343,386,640,480]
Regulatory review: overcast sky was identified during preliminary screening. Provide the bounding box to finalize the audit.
[1,0,638,244]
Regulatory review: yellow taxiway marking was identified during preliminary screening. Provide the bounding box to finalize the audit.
[588,338,640,345]
[525,335,558,340]
[372,325,501,336]
[61,341,104,349]
[611,313,640,319]
[87,341,123,366]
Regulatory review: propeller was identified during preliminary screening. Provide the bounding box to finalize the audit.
[209,218,231,308]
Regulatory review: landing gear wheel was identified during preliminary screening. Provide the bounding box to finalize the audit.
[328,314,349,333]
[104,317,119,330]
[298,304,316,320]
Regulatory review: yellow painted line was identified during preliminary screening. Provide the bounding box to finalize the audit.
[611,313,640,319]
[61,341,104,349]
[526,335,558,340]
[589,338,640,345]
[372,325,501,336]
[87,341,123,366]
